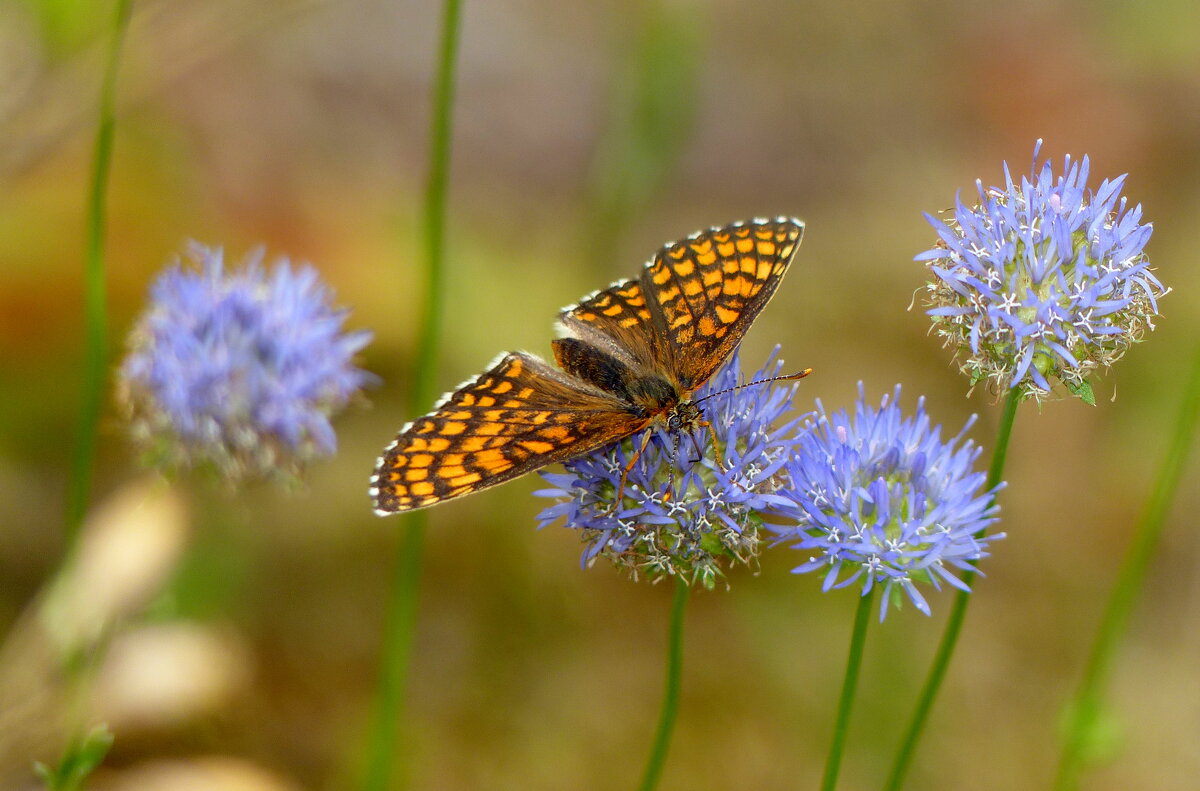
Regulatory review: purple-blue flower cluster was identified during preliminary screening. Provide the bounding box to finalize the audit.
[918,141,1166,401]
[118,243,375,482]
[535,348,806,589]
[768,385,1002,620]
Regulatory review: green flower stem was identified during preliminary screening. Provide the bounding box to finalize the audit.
[361,522,426,791]
[64,0,133,548]
[50,0,133,778]
[883,385,1020,791]
[1053,346,1200,791]
[359,1,462,789]
[584,2,702,270]
[636,577,689,791]
[821,586,876,791]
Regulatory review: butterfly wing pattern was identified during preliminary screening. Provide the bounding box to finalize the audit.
[370,216,804,515]
[644,219,802,387]
[369,353,642,512]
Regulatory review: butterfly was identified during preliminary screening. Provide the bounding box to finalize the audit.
[370,216,804,515]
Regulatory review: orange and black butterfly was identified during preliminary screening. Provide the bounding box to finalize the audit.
[370,217,804,515]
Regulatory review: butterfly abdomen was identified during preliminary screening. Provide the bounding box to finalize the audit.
[553,336,635,395]
[553,336,682,417]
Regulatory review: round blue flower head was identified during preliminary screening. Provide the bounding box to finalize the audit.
[118,243,375,482]
[769,385,1003,621]
[535,348,806,589]
[918,141,1167,402]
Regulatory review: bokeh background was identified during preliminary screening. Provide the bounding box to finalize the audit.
[2,0,1199,789]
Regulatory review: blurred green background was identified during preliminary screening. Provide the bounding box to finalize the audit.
[2,0,1199,789]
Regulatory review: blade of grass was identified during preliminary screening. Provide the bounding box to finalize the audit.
[64,0,134,548]
[359,1,463,789]
[1053,345,1200,790]
[583,2,703,269]
[44,1,134,784]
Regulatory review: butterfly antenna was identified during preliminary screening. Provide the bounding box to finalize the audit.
[693,368,813,406]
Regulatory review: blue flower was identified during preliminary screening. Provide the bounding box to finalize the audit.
[768,385,1002,621]
[918,141,1167,402]
[535,348,806,589]
[118,243,375,482]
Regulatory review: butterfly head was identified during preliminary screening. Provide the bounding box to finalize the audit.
[664,399,702,432]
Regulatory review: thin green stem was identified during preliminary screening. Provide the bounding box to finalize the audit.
[64,0,133,548]
[1053,346,1200,791]
[361,521,426,791]
[359,1,462,790]
[636,577,689,791]
[821,587,876,791]
[410,0,461,409]
[883,385,1020,791]
[984,387,1020,494]
[50,5,131,768]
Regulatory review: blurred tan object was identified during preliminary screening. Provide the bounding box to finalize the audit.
[95,622,250,731]
[90,756,300,791]
[40,477,187,655]
[0,478,188,786]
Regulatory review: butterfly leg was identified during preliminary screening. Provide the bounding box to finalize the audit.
[663,431,683,503]
[611,428,655,513]
[701,419,724,468]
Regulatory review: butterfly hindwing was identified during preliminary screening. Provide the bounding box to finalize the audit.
[371,352,646,513]
[555,278,668,373]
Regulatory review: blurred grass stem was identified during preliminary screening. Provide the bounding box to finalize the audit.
[1053,346,1200,791]
[65,0,133,549]
[636,577,688,791]
[821,586,875,791]
[583,2,701,269]
[360,1,461,789]
[45,2,134,782]
[883,385,1019,791]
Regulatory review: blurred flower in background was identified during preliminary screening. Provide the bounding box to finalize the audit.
[918,141,1167,402]
[536,349,807,589]
[769,385,1001,620]
[117,244,376,483]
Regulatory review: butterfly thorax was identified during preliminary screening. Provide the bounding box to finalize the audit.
[626,372,687,415]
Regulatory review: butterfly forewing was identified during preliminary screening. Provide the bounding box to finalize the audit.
[371,352,645,513]
[643,217,803,388]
